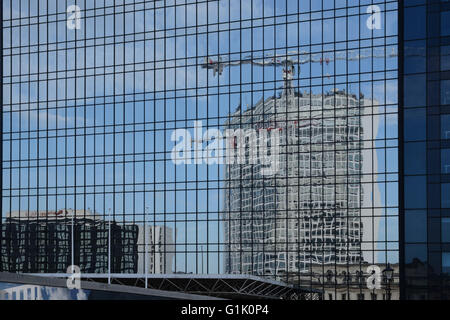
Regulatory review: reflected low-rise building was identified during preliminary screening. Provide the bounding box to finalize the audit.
[0,210,174,275]
[1,209,138,273]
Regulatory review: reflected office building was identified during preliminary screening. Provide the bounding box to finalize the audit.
[223,86,382,283]
[0,209,174,275]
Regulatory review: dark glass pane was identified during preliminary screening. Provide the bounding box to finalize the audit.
[442,11,450,37]
[442,80,450,106]
[405,210,427,242]
[405,142,426,174]
[443,184,450,208]
[443,252,450,273]
[404,108,426,141]
[442,45,450,71]
[443,115,450,139]
[404,6,426,40]
[405,176,427,209]
[404,41,426,74]
[442,218,450,243]
[405,244,427,264]
[404,74,426,107]
[443,149,450,174]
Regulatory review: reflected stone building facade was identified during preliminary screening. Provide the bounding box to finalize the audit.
[308,263,399,300]
[223,88,381,281]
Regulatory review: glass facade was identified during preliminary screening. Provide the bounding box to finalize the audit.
[0,0,400,300]
[401,0,450,300]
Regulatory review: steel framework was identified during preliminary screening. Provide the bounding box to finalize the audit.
[30,273,321,300]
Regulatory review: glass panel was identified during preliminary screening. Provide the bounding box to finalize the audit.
[404,108,426,142]
[442,45,450,71]
[442,80,450,106]
[442,115,450,140]
[443,252,450,273]
[405,211,427,242]
[404,6,426,40]
[405,142,426,174]
[441,11,450,37]
[404,74,426,107]
[442,149,450,174]
[0,0,399,300]
[404,40,426,74]
[443,184,450,208]
[442,218,450,243]
[405,176,427,209]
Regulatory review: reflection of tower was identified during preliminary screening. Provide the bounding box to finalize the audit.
[222,89,381,280]
[137,225,174,274]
